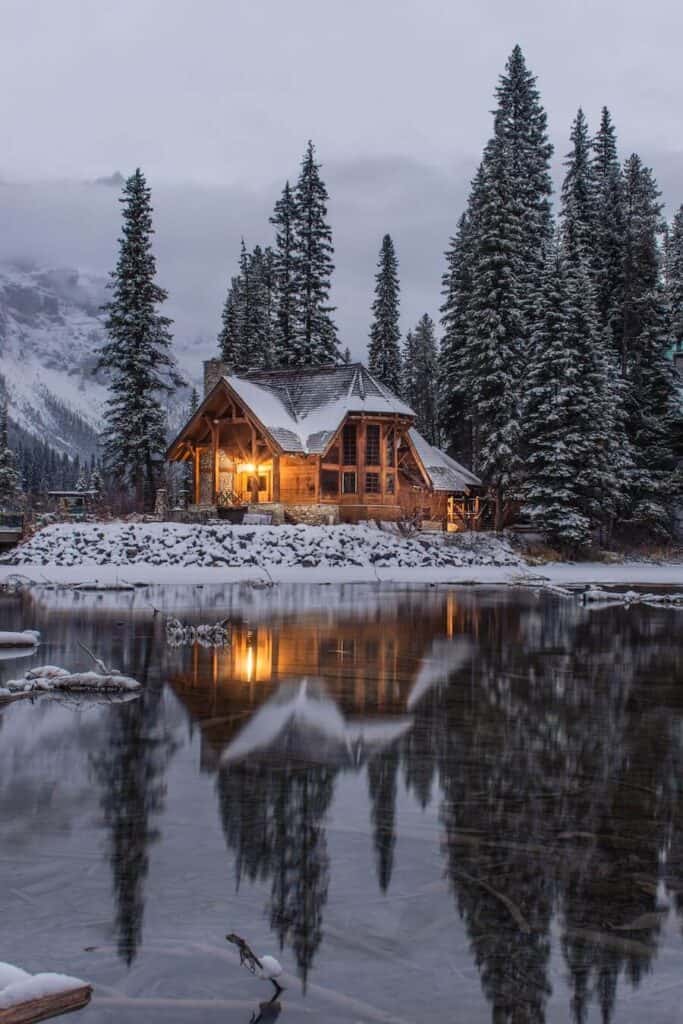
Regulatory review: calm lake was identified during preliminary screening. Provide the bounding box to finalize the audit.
[1,583,683,1023]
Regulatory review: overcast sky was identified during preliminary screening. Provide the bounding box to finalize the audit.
[2,0,683,366]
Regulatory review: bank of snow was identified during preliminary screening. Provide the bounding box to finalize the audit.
[3,522,522,571]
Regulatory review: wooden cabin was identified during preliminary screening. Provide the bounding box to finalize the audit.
[166,360,482,527]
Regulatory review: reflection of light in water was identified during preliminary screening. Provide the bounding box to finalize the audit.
[245,645,255,683]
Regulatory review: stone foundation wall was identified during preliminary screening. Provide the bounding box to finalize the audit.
[275,503,340,525]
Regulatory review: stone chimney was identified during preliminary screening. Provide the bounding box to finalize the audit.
[203,358,229,396]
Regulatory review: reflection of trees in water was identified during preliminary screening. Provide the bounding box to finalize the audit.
[217,762,334,988]
[408,600,683,1023]
[367,746,399,892]
[89,634,178,966]
[213,596,683,1018]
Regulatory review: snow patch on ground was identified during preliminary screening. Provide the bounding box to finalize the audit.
[3,522,522,571]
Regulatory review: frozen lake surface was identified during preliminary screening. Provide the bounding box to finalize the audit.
[1,583,682,1023]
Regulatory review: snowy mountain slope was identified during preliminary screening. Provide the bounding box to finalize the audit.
[0,262,108,456]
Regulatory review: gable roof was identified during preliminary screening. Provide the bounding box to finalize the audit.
[226,363,414,454]
[409,428,481,492]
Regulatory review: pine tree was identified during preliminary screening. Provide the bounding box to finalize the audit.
[438,47,554,528]
[96,169,181,509]
[0,394,21,506]
[217,242,274,371]
[665,205,683,357]
[269,181,299,364]
[404,315,440,444]
[591,107,625,349]
[440,184,481,467]
[368,234,402,393]
[292,141,339,365]
[523,243,591,549]
[561,109,596,261]
[402,329,417,404]
[620,155,680,532]
[559,116,632,539]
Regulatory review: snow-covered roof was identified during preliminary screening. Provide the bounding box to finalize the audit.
[226,363,415,454]
[222,678,413,768]
[408,429,481,492]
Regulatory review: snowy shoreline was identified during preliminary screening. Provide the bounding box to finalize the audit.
[1,561,682,588]
[0,522,680,589]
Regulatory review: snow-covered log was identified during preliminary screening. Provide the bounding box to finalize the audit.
[0,961,91,1022]
[0,665,141,702]
[0,631,39,648]
[582,588,683,607]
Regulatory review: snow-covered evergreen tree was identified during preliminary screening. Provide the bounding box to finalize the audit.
[218,273,243,369]
[0,394,21,506]
[438,47,553,528]
[404,315,440,444]
[522,242,591,549]
[292,141,339,365]
[665,205,683,357]
[440,185,481,467]
[620,155,680,531]
[368,234,402,393]
[269,181,299,365]
[76,469,89,491]
[96,169,181,509]
[591,107,625,349]
[217,242,274,371]
[561,109,596,261]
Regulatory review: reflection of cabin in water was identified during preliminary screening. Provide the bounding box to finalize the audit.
[167,594,471,771]
[167,360,482,528]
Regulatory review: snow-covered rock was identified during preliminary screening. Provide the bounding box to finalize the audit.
[3,521,523,571]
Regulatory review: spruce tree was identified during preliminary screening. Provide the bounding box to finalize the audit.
[559,114,632,539]
[96,169,180,509]
[404,315,440,444]
[439,47,553,528]
[367,234,402,393]
[665,205,683,357]
[561,109,595,261]
[401,329,417,405]
[523,243,592,550]
[591,107,625,349]
[218,242,274,372]
[0,394,21,506]
[440,179,481,467]
[292,141,339,365]
[269,181,299,364]
[218,274,243,369]
[620,155,679,531]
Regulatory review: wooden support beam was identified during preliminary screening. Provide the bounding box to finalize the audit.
[211,421,219,501]
[358,417,365,502]
[272,453,281,501]
[193,445,200,504]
